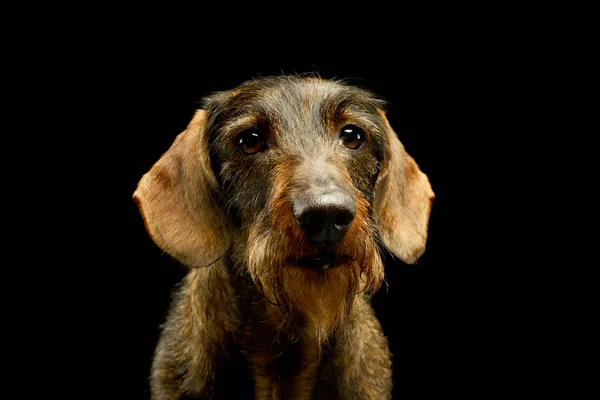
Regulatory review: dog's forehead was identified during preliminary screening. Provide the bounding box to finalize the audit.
[207,76,386,125]
[236,77,372,103]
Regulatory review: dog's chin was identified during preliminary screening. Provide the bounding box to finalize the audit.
[294,251,346,271]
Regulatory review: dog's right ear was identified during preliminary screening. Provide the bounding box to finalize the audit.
[133,110,230,268]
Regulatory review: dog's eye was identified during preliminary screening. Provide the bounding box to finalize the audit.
[236,129,266,155]
[340,125,365,150]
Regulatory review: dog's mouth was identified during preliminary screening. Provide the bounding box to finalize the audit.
[296,251,342,270]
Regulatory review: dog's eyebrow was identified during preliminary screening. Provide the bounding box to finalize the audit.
[326,88,387,116]
[221,115,261,132]
[205,90,278,120]
[317,89,388,135]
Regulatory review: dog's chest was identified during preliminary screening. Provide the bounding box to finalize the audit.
[232,320,337,398]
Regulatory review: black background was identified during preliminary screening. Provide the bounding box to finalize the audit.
[7,1,590,396]
[56,27,564,398]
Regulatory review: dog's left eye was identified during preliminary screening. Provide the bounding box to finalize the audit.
[236,129,266,155]
[340,125,365,150]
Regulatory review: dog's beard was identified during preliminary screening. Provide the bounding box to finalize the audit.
[244,205,384,345]
[274,260,364,343]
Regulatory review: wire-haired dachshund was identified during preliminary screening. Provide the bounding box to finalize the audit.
[134,74,434,399]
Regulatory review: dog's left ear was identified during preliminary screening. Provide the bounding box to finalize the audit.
[373,113,435,264]
[133,110,230,268]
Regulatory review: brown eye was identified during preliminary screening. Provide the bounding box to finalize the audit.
[236,129,266,155]
[340,125,365,150]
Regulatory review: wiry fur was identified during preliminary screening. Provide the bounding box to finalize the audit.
[134,74,434,399]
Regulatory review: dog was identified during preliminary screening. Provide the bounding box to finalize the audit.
[133,74,434,399]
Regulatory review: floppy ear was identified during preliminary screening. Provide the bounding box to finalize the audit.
[133,110,230,268]
[373,114,435,264]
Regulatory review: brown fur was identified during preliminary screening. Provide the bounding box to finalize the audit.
[134,75,434,399]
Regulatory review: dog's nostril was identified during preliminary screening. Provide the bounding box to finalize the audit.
[294,193,356,243]
[301,213,326,232]
[335,210,354,227]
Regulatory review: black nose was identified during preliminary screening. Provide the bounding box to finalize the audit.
[293,192,356,243]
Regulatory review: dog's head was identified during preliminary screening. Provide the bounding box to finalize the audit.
[134,75,434,335]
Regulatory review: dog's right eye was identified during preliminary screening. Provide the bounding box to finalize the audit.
[236,129,266,155]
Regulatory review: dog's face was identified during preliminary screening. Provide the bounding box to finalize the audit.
[134,75,434,336]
